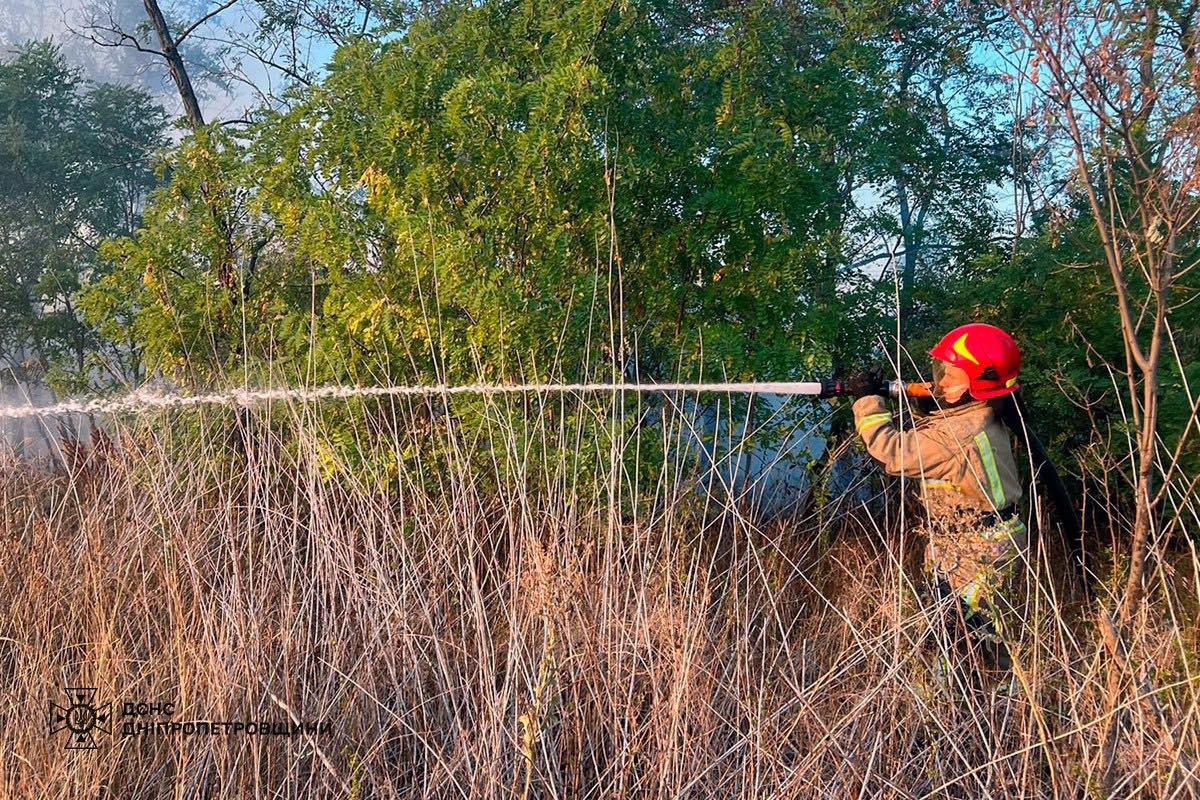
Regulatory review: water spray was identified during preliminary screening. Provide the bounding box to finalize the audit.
[0,379,935,420]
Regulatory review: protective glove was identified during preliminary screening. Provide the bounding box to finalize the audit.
[845,367,886,398]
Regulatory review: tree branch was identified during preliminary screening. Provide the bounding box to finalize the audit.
[175,0,242,47]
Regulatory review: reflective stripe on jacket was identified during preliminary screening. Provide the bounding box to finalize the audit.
[851,395,1023,512]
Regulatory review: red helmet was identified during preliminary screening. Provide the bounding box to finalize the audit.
[929,323,1021,400]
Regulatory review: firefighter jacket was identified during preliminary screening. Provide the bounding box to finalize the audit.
[851,395,1023,514]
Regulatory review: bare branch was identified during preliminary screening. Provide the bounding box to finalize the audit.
[65,13,166,57]
[175,0,242,47]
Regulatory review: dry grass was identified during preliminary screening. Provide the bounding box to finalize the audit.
[0,393,1197,799]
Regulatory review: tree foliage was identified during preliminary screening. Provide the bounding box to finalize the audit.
[0,41,164,391]
[87,0,1010,394]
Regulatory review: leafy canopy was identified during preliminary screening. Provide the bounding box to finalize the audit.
[88,0,959,389]
[0,41,164,391]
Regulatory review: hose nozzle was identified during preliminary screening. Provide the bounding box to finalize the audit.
[886,381,934,399]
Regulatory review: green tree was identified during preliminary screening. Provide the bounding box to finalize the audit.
[0,41,165,391]
[848,3,1011,337]
[90,0,931,389]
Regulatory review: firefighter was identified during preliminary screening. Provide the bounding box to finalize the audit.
[847,323,1028,669]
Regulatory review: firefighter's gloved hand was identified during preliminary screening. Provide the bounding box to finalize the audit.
[846,367,886,398]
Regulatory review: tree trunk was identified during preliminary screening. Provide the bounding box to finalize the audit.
[895,174,915,326]
[143,0,205,128]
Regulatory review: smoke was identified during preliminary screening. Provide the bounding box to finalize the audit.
[0,0,301,123]
[1,0,166,91]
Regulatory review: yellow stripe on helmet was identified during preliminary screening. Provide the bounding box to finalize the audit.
[952,333,981,365]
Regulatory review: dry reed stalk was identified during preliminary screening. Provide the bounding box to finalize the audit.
[0,395,1195,798]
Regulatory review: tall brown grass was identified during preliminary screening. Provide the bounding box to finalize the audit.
[1,392,1196,798]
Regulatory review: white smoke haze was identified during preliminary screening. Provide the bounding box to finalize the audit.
[0,0,333,123]
[3,0,177,93]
